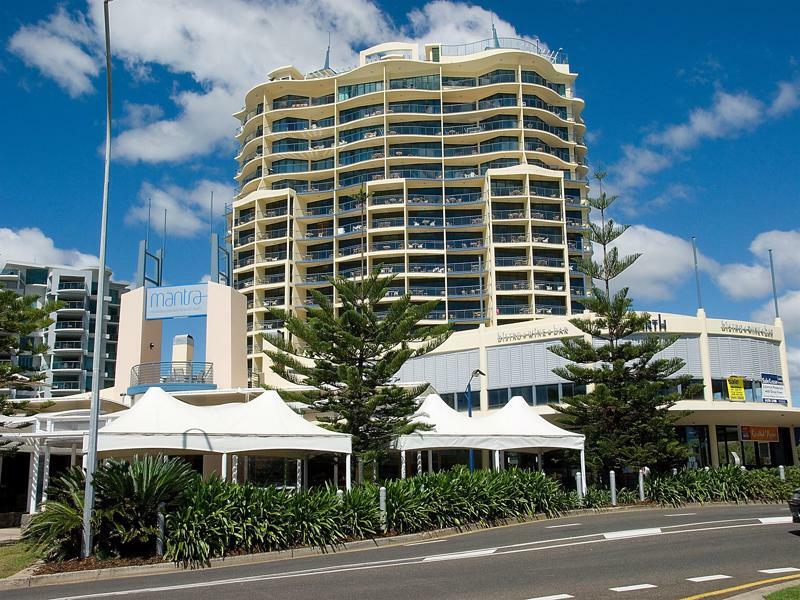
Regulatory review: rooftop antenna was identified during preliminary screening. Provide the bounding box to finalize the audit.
[491,14,500,48]
[324,32,331,71]
[691,236,703,311]
[769,249,780,318]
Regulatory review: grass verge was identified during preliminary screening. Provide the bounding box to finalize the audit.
[0,543,38,578]
[767,586,800,599]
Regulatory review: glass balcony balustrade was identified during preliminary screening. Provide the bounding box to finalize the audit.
[409,286,445,297]
[389,75,440,91]
[371,240,405,251]
[372,195,404,206]
[534,281,566,292]
[530,185,561,198]
[495,256,529,267]
[389,168,443,180]
[525,140,571,161]
[496,280,531,291]
[492,185,525,197]
[339,199,365,212]
[340,127,384,143]
[445,215,484,227]
[372,217,405,228]
[338,244,366,257]
[492,209,526,219]
[493,233,528,243]
[303,205,334,217]
[408,216,443,228]
[340,147,384,166]
[533,257,566,268]
[444,167,480,179]
[477,96,517,110]
[535,305,567,315]
[531,233,564,244]
[447,261,484,273]
[497,305,534,316]
[522,95,568,119]
[448,285,483,296]
[408,263,446,274]
[408,194,442,206]
[272,119,309,133]
[521,70,567,95]
[340,105,383,124]
[523,119,569,141]
[387,124,441,136]
[297,250,334,262]
[442,76,476,88]
[388,102,440,115]
[478,70,516,86]
[407,239,445,250]
[444,192,484,205]
[388,146,441,158]
[447,238,484,250]
[448,308,486,321]
[301,227,334,239]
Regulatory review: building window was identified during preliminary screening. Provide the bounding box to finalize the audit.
[510,385,534,405]
[561,383,586,398]
[488,387,509,407]
[455,391,480,412]
[440,393,455,409]
[535,384,559,405]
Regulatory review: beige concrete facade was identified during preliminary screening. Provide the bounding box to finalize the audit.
[228,39,590,384]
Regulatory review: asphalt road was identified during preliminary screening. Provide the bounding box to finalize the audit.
[7,504,800,600]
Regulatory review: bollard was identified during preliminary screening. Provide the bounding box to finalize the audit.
[672,468,678,476]
[609,470,617,506]
[379,486,387,533]
[156,502,165,555]
[780,465,786,481]
[638,469,645,502]
[336,489,344,503]
[575,472,584,503]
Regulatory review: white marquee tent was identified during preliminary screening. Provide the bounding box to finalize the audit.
[88,387,353,488]
[395,395,586,491]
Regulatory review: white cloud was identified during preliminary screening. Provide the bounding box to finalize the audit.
[602,225,717,301]
[11,1,543,163]
[768,79,800,118]
[118,102,165,129]
[715,230,800,300]
[7,6,99,98]
[125,179,233,238]
[753,290,800,334]
[0,228,98,269]
[609,83,800,206]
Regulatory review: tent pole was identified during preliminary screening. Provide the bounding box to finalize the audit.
[416,450,422,475]
[303,458,308,490]
[494,450,500,472]
[296,459,302,490]
[41,446,51,503]
[537,451,544,472]
[345,454,352,491]
[400,451,406,479]
[333,456,339,489]
[232,455,239,483]
[221,453,228,482]
[71,444,77,467]
[428,450,433,473]
[579,449,587,494]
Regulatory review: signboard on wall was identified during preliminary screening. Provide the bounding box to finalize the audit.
[145,284,208,320]
[727,376,746,401]
[740,426,779,443]
[761,373,788,405]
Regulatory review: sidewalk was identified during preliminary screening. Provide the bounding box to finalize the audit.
[0,529,22,545]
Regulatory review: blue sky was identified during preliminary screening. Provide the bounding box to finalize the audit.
[1,0,799,371]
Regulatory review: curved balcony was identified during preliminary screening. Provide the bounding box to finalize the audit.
[128,361,215,395]
[439,37,568,65]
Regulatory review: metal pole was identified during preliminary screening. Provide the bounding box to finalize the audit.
[427,450,433,473]
[691,236,703,310]
[576,471,583,502]
[82,0,113,559]
[345,453,352,491]
[379,486,387,532]
[466,381,474,472]
[609,470,617,506]
[638,469,645,502]
[779,465,786,481]
[769,249,780,318]
[156,502,165,555]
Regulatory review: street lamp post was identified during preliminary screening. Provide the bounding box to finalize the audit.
[81,0,114,558]
[465,368,485,472]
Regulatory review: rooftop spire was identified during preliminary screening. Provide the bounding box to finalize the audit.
[324,32,331,70]
[491,15,500,48]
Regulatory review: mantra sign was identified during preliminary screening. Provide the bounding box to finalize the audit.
[145,284,208,320]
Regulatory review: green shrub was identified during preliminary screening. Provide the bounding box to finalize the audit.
[337,484,380,540]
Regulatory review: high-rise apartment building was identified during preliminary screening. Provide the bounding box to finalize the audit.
[0,262,127,399]
[228,38,590,379]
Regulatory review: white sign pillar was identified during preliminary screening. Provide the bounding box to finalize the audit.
[345,454,352,491]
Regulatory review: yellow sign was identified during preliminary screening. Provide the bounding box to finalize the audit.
[727,376,746,401]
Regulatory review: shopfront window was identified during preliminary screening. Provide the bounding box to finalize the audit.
[488,388,509,407]
[535,384,559,405]
[676,425,710,468]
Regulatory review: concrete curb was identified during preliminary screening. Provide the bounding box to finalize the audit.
[0,501,784,591]
[727,577,800,599]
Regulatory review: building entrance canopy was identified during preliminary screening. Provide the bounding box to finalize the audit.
[89,387,352,458]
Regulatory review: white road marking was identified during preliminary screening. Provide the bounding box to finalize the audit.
[405,539,444,546]
[759,516,793,524]
[665,513,696,517]
[687,574,732,582]
[609,583,657,592]
[525,595,574,600]
[546,523,582,529]
[603,527,662,540]
[422,548,497,562]
[759,567,800,574]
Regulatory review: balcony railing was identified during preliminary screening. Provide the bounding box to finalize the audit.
[387,125,441,136]
[446,215,484,227]
[52,360,82,370]
[493,209,526,219]
[408,263,446,274]
[439,37,568,65]
[448,309,486,321]
[373,217,405,229]
[533,257,566,268]
[388,103,440,115]
[408,194,442,206]
[496,257,529,267]
[531,209,562,221]
[130,361,214,388]
[58,282,85,291]
[496,280,531,291]
[407,240,445,250]
[52,381,81,391]
[535,305,567,315]
[493,233,528,243]
[297,250,334,262]
[447,239,485,250]
[448,285,483,296]
[497,305,534,316]
[55,321,84,330]
[53,341,83,350]
[372,195,404,206]
[534,282,566,292]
